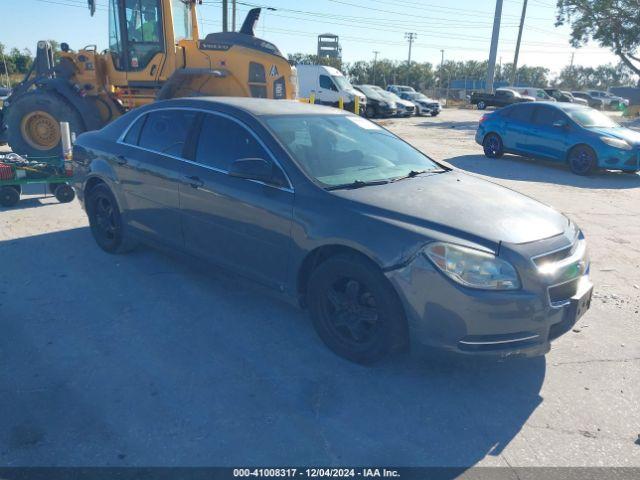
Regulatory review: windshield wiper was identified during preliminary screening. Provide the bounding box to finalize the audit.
[325,179,390,190]
[391,169,445,182]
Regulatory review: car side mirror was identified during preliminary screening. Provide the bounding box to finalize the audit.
[553,119,568,129]
[229,157,284,186]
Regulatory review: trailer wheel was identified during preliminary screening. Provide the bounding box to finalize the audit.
[6,91,85,158]
[0,185,20,207]
[54,184,75,203]
[49,183,60,194]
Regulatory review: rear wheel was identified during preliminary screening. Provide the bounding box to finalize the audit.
[0,185,20,207]
[86,184,135,254]
[54,184,75,203]
[307,254,408,364]
[477,100,487,110]
[483,133,504,158]
[568,145,597,175]
[6,91,85,158]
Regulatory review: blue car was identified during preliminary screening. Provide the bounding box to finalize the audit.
[475,102,640,175]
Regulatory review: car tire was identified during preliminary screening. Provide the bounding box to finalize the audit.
[6,91,85,158]
[86,183,136,254]
[568,145,597,176]
[483,133,504,158]
[0,185,20,207]
[477,101,487,110]
[430,111,439,117]
[54,184,75,203]
[307,253,408,364]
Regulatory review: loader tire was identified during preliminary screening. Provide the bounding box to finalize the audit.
[6,91,85,158]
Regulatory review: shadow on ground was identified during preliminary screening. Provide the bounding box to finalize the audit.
[445,153,640,189]
[415,120,480,132]
[0,227,545,468]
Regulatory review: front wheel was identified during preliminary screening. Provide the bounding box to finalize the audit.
[568,145,597,175]
[86,184,135,254]
[483,133,504,158]
[307,254,408,364]
[365,105,376,118]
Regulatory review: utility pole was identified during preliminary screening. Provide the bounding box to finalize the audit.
[405,32,416,65]
[486,0,503,92]
[372,50,380,85]
[222,0,228,32]
[232,0,236,32]
[511,0,528,86]
[440,49,444,87]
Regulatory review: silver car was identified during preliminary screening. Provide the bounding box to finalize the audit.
[72,98,592,364]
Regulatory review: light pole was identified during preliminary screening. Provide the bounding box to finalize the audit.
[486,0,504,92]
[372,50,380,85]
[511,0,528,86]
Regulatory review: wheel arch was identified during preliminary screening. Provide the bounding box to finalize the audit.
[296,244,383,306]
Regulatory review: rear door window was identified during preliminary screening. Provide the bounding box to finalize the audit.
[532,106,565,127]
[123,114,146,145]
[507,104,534,123]
[138,109,198,156]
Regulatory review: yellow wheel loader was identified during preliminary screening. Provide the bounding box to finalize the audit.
[0,0,297,157]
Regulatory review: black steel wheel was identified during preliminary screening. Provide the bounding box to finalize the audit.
[86,183,135,253]
[483,133,504,158]
[54,184,75,203]
[307,254,408,364]
[568,144,597,176]
[0,185,20,207]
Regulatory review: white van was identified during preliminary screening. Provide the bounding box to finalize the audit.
[296,65,366,112]
[510,87,555,101]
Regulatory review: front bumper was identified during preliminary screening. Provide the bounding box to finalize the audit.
[386,233,592,358]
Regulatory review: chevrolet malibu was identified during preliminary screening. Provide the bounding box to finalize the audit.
[477,101,640,175]
[72,98,592,364]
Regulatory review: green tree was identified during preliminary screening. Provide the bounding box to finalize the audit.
[556,0,640,82]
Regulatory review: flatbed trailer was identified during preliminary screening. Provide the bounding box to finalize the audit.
[0,153,74,207]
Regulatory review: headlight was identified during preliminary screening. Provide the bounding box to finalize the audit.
[424,242,520,290]
[600,136,632,150]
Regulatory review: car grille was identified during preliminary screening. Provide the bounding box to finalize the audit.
[532,244,575,267]
[548,278,580,305]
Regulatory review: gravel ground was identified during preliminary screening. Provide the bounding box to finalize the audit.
[0,108,638,468]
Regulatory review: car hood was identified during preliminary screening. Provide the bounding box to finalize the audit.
[590,126,640,145]
[395,98,415,107]
[332,171,568,248]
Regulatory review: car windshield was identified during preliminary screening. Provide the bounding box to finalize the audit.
[264,115,443,187]
[357,85,382,99]
[332,75,352,90]
[566,108,620,128]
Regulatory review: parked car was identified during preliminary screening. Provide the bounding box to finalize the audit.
[399,92,441,116]
[586,90,629,110]
[354,84,397,118]
[296,65,366,113]
[510,87,556,101]
[571,92,604,110]
[561,91,588,106]
[476,101,640,175]
[386,85,415,95]
[544,88,577,103]
[72,97,592,363]
[370,86,415,117]
[470,88,533,110]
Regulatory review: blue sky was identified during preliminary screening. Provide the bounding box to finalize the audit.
[2,0,620,77]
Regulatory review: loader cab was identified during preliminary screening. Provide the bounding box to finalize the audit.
[108,0,165,72]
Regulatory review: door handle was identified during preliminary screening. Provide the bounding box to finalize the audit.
[185,175,204,189]
[115,155,128,166]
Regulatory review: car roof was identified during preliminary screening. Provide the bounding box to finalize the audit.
[149,97,350,117]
